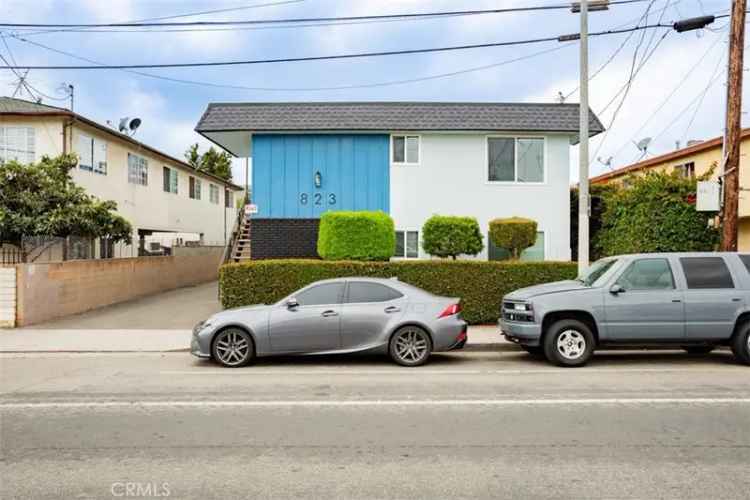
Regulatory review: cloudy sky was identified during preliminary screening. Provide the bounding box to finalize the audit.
[0,0,739,185]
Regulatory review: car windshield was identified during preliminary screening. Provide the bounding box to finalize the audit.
[578,258,618,287]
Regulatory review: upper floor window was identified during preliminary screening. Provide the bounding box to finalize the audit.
[673,162,695,179]
[0,126,35,165]
[225,190,234,208]
[163,167,178,194]
[189,176,202,200]
[487,137,544,183]
[209,184,219,204]
[76,133,107,174]
[392,135,419,165]
[127,153,148,185]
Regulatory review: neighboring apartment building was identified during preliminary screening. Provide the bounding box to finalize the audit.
[196,102,604,261]
[0,97,242,258]
[590,129,750,250]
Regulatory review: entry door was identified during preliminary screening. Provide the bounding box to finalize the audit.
[603,258,685,340]
[269,282,343,353]
[339,281,405,350]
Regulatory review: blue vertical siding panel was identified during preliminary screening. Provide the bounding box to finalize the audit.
[252,134,388,218]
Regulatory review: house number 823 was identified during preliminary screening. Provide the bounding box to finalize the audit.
[299,193,336,206]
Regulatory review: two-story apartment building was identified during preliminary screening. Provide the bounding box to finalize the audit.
[1,97,242,258]
[196,102,603,261]
[590,129,750,250]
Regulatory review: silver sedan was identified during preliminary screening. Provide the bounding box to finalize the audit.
[192,277,468,367]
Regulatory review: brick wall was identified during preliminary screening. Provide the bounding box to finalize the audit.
[249,218,320,259]
[14,249,223,326]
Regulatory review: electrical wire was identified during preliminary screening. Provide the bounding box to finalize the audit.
[681,50,727,142]
[0,23,673,71]
[0,1,649,29]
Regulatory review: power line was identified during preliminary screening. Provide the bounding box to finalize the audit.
[0,1,649,29]
[0,23,673,71]
[681,49,727,142]
[7,33,576,92]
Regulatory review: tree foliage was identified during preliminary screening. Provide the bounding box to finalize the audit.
[0,154,132,246]
[421,215,483,259]
[185,143,233,181]
[595,169,719,256]
[489,217,538,259]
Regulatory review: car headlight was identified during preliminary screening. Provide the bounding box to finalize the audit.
[513,302,533,312]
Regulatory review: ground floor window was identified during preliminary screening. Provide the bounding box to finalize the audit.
[395,230,419,259]
[488,231,545,261]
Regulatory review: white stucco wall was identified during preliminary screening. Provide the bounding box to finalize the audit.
[389,132,572,261]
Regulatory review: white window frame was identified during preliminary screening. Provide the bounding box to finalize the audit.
[394,230,420,259]
[209,184,219,204]
[163,166,178,194]
[127,153,148,186]
[0,126,35,165]
[485,135,547,185]
[189,176,202,200]
[76,133,107,175]
[391,134,421,166]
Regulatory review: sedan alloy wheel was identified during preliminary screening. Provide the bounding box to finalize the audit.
[390,326,432,367]
[212,328,253,367]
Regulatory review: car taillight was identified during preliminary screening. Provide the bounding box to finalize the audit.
[438,303,461,318]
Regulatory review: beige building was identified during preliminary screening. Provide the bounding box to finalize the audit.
[590,129,750,250]
[0,97,242,258]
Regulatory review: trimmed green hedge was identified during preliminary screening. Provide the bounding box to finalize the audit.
[220,259,577,324]
[421,215,484,259]
[317,210,395,261]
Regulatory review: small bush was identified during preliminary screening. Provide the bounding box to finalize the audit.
[421,215,484,259]
[220,259,577,324]
[489,217,538,259]
[317,210,395,261]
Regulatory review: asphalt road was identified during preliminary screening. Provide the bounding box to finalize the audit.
[2,350,750,499]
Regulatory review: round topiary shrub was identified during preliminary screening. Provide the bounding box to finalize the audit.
[317,210,395,261]
[489,217,538,259]
[421,215,484,260]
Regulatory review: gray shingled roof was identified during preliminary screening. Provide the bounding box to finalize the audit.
[0,96,70,114]
[196,102,604,137]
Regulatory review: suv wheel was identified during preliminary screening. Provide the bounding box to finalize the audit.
[731,321,750,366]
[543,319,595,367]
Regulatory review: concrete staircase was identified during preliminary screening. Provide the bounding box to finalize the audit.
[230,216,252,263]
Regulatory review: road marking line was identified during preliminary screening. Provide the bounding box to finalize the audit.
[3,398,750,409]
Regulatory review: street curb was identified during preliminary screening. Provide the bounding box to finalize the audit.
[1,346,515,354]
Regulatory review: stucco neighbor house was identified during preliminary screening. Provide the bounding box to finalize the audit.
[590,128,750,250]
[1,96,243,259]
[196,102,604,261]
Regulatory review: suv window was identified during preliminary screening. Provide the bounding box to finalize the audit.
[346,282,403,303]
[679,257,734,289]
[739,254,750,273]
[580,258,618,286]
[295,283,344,306]
[617,258,674,290]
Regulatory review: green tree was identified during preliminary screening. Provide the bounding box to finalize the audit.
[185,143,233,181]
[489,217,538,260]
[421,215,483,260]
[0,155,132,257]
[595,169,719,256]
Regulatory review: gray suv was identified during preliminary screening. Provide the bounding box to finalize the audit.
[499,252,750,367]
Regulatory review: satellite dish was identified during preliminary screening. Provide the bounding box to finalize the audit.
[118,117,142,136]
[633,137,652,159]
[597,156,613,168]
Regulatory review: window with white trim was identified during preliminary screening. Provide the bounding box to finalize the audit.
[76,134,107,174]
[487,137,544,183]
[189,176,202,200]
[225,189,233,208]
[127,153,148,185]
[163,167,178,194]
[395,230,419,259]
[209,184,219,204]
[0,126,35,164]
[392,135,419,164]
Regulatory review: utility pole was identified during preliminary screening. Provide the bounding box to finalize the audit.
[578,0,590,273]
[721,0,747,251]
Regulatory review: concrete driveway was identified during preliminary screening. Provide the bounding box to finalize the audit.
[27,281,222,330]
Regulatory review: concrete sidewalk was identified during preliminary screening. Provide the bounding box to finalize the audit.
[0,325,511,353]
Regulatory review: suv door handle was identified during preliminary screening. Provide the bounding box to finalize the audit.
[321,310,339,317]
[672,299,682,303]
[732,298,742,302]
[384,306,401,314]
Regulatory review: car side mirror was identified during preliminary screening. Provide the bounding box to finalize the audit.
[609,284,625,295]
[286,298,299,309]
